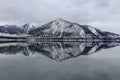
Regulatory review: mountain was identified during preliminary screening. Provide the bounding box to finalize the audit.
[0,25,28,37]
[22,23,36,33]
[0,18,119,41]
[28,18,120,40]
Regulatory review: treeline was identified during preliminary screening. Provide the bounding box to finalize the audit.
[0,36,28,42]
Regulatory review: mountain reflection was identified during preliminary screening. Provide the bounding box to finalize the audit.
[0,41,119,61]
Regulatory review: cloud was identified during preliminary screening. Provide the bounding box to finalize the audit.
[0,0,120,33]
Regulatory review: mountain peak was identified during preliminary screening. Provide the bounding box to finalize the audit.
[23,23,34,28]
[0,19,119,40]
[22,23,35,33]
[54,18,64,21]
[28,19,120,39]
[53,18,69,23]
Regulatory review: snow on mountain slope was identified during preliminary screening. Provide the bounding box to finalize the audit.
[28,19,88,38]
[0,18,119,40]
[29,18,119,39]
[0,25,24,33]
[0,25,30,37]
[87,25,100,36]
[22,23,36,33]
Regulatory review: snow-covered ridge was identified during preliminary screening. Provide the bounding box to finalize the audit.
[28,18,120,40]
[22,23,36,33]
[0,18,119,40]
[0,24,31,38]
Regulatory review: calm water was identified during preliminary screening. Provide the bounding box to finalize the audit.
[0,42,120,80]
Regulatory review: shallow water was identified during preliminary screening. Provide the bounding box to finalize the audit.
[0,42,120,80]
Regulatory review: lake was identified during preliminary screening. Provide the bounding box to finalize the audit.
[0,42,119,80]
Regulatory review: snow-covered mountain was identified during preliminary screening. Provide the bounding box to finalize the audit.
[0,25,24,34]
[0,18,119,41]
[0,25,29,38]
[22,23,36,33]
[29,18,120,39]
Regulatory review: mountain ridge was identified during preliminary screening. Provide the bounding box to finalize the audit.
[28,18,120,40]
[0,18,119,41]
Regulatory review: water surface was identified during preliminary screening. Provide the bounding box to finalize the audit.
[0,42,119,80]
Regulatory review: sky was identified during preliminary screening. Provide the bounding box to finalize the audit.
[0,0,120,33]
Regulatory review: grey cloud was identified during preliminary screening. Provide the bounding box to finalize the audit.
[0,0,120,33]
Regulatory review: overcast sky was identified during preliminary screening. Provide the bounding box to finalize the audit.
[0,0,120,33]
